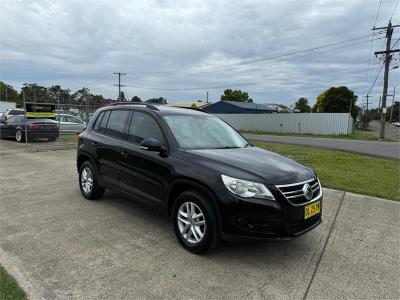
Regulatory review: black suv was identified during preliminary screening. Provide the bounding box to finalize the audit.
[77,103,322,253]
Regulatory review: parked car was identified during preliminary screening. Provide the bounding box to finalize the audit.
[392,121,400,127]
[55,114,86,133]
[0,108,25,122]
[0,116,59,142]
[77,104,322,254]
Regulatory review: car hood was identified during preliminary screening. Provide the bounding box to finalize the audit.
[185,146,315,185]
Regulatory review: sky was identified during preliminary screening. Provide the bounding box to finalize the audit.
[1,0,399,108]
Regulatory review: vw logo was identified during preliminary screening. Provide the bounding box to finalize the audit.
[302,183,313,200]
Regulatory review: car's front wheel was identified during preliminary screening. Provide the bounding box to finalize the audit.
[173,190,219,254]
[79,161,105,200]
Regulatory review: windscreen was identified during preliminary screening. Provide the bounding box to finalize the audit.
[163,115,247,150]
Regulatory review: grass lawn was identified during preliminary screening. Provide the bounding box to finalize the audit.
[241,129,397,142]
[58,134,79,143]
[252,141,400,201]
[0,265,26,300]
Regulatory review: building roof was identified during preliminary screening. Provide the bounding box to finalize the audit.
[222,101,276,111]
[167,101,211,109]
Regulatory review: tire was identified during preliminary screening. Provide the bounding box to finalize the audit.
[15,129,24,143]
[48,137,57,142]
[172,190,220,254]
[79,161,105,200]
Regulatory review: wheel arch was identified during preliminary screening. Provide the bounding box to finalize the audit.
[167,178,222,229]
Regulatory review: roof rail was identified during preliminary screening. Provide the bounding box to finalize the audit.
[110,102,159,111]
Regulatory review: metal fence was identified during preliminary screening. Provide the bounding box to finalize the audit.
[215,113,353,135]
[21,102,98,151]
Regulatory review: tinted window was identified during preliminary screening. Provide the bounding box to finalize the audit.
[7,116,17,124]
[127,111,164,144]
[11,110,24,115]
[98,111,111,133]
[106,110,130,138]
[93,112,104,130]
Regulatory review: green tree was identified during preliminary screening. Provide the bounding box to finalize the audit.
[312,86,358,119]
[221,89,253,103]
[0,82,20,105]
[146,97,167,104]
[48,85,71,103]
[71,87,92,105]
[131,95,141,102]
[20,83,50,103]
[294,97,311,112]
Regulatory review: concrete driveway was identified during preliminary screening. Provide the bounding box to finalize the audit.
[244,134,400,160]
[0,150,399,299]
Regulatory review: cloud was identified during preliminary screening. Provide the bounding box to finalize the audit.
[1,0,399,106]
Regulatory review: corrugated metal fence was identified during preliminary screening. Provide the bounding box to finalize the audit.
[215,113,353,135]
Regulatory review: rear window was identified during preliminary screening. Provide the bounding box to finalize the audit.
[11,110,25,115]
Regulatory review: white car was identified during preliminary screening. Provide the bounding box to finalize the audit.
[55,114,86,133]
[392,121,400,128]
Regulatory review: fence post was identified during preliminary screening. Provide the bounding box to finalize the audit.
[298,122,301,134]
[23,91,28,151]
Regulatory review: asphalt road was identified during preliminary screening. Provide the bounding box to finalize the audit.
[368,120,400,140]
[0,149,399,299]
[245,134,400,160]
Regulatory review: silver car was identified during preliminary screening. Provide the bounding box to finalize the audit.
[55,114,86,133]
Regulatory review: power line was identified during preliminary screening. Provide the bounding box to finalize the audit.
[123,33,382,77]
[374,0,383,27]
[391,0,399,19]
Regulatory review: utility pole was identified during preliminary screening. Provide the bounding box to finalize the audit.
[206,91,209,103]
[389,87,396,122]
[373,20,400,139]
[364,95,372,128]
[113,72,126,101]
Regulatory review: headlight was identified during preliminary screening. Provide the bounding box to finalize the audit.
[221,175,275,200]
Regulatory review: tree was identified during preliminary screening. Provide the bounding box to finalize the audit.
[131,96,141,102]
[221,89,253,103]
[48,85,71,103]
[146,97,167,104]
[20,83,50,103]
[294,97,311,113]
[0,82,20,103]
[118,91,127,102]
[312,86,358,119]
[71,87,92,105]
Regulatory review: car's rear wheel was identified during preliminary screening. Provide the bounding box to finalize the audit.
[79,161,105,200]
[15,129,23,142]
[172,190,219,254]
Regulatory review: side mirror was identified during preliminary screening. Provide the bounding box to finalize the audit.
[140,138,164,152]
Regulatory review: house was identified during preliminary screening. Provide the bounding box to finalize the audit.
[167,101,211,109]
[202,101,277,114]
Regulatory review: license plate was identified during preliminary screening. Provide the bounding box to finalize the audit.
[304,201,320,219]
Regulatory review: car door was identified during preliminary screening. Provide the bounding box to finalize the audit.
[93,109,130,188]
[67,115,85,133]
[118,111,173,209]
[2,116,17,137]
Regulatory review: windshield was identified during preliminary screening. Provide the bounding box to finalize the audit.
[163,115,248,150]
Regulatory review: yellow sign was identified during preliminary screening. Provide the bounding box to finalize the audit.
[26,112,55,118]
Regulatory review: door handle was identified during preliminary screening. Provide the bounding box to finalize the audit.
[120,151,128,158]
[91,141,98,146]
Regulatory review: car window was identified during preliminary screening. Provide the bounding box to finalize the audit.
[66,116,79,123]
[11,110,25,115]
[98,111,111,133]
[6,116,16,124]
[127,111,165,145]
[93,112,104,130]
[105,110,130,138]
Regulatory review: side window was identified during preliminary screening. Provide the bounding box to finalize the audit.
[93,112,104,130]
[98,111,111,133]
[7,116,16,124]
[106,110,130,138]
[127,111,165,145]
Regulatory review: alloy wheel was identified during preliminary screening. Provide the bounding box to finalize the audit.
[177,201,206,244]
[81,167,93,194]
[16,130,22,142]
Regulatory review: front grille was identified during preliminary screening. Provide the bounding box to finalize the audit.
[276,178,321,205]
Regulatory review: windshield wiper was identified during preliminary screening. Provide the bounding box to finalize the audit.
[213,146,241,149]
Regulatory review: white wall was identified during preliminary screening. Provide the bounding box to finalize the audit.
[0,101,17,112]
[215,113,353,135]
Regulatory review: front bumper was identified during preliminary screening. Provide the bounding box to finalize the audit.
[217,181,323,240]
